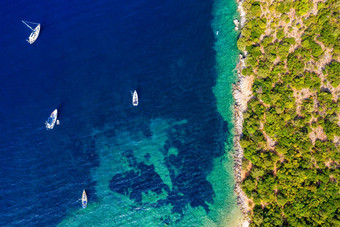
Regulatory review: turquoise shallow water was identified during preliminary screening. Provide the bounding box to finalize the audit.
[60,118,242,226]
[0,0,241,226]
[58,0,242,225]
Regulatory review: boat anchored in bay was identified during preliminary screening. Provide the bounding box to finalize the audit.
[45,109,59,129]
[132,90,138,106]
[82,190,88,208]
[22,20,40,44]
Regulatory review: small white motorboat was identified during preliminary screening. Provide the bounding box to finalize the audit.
[45,109,58,129]
[82,190,88,209]
[132,90,138,106]
[22,20,40,44]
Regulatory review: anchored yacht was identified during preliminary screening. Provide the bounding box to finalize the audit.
[132,90,138,106]
[45,109,58,129]
[82,190,88,208]
[22,20,40,44]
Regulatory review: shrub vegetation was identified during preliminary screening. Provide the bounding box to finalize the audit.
[238,0,339,226]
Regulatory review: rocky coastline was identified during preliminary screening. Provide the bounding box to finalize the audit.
[233,0,252,226]
[233,55,253,226]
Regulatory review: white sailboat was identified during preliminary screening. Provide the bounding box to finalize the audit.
[22,20,40,44]
[82,190,88,209]
[45,109,58,129]
[132,90,138,106]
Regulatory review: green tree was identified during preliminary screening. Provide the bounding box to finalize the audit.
[324,61,340,87]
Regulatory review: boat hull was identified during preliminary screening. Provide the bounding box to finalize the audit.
[82,190,88,208]
[45,109,58,129]
[132,90,138,106]
[28,24,40,44]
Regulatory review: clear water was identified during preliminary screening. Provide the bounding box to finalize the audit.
[0,0,241,226]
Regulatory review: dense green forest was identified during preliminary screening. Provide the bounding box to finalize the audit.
[237,0,339,226]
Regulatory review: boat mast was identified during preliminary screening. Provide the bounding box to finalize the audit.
[22,20,34,31]
[22,20,39,31]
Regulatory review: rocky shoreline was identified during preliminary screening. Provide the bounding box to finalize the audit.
[233,0,252,226]
[233,54,253,227]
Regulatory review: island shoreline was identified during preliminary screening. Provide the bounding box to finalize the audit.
[230,0,340,225]
[232,0,252,225]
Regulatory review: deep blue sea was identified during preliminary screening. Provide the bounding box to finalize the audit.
[0,0,240,226]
